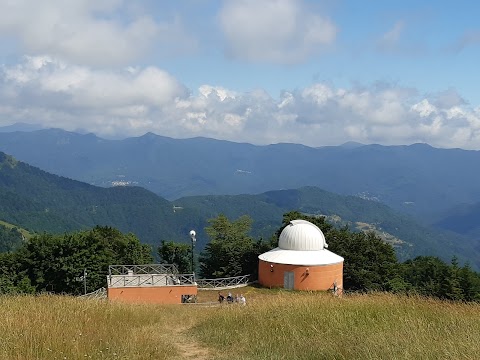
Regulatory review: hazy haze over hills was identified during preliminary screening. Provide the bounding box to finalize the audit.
[1,149,479,268]
[434,202,480,241]
[1,128,479,223]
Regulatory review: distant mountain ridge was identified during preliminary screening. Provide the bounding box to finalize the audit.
[1,128,480,225]
[0,122,45,132]
[1,151,478,269]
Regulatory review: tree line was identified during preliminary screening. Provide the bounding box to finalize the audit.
[160,211,480,301]
[1,212,480,301]
[0,226,152,295]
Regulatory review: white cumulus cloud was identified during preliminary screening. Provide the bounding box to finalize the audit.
[0,56,188,133]
[0,0,194,66]
[219,0,336,64]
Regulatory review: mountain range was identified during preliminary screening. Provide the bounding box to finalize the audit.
[1,150,478,269]
[1,127,479,227]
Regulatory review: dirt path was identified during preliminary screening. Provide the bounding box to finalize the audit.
[171,325,211,360]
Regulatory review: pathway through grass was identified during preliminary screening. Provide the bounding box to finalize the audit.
[170,324,211,360]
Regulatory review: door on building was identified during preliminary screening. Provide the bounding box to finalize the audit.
[284,271,294,290]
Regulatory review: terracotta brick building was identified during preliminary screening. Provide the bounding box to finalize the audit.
[258,220,343,292]
[106,264,197,304]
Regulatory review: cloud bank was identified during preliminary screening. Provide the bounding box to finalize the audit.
[1,56,480,149]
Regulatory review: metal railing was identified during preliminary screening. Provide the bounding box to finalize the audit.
[108,264,179,276]
[197,274,251,290]
[80,287,107,299]
[107,273,196,288]
[105,264,251,290]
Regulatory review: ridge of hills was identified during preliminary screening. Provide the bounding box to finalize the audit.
[0,151,478,268]
[1,128,480,224]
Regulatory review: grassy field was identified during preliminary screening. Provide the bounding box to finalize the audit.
[1,288,479,359]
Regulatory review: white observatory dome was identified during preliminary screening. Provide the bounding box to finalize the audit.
[278,220,327,251]
[258,219,343,266]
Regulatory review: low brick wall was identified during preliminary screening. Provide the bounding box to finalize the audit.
[107,285,198,304]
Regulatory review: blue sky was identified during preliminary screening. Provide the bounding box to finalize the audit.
[0,0,479,148]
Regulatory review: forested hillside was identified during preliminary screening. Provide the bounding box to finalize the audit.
[1,129,480,222]
[1,151,478,268]
[0,152,179,245]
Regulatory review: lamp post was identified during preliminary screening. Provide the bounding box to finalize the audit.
[189,230,196,274]
[83,268,87,295]
[76,269,87,294]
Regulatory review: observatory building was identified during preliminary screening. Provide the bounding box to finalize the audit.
[106,264,197,304]
[258,220,344,292]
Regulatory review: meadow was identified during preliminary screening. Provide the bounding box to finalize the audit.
[1,287,479,359]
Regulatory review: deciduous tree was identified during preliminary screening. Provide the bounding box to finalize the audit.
[16,226,152,294]
[200,214,264,278]
[158,240,191,273]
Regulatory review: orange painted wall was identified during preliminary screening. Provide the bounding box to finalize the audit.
[258,260,343,291]
[107,285,198,304]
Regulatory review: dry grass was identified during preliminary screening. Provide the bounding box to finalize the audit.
[194,290,480,360]
[1,289,479,359]
[0,295,186,359]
